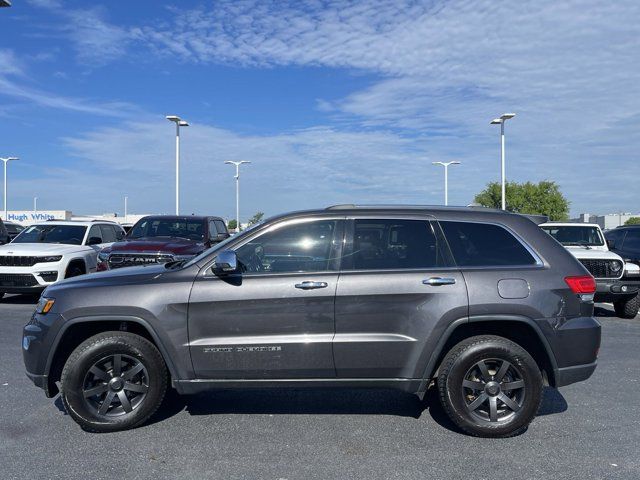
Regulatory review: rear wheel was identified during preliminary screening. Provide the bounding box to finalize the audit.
[438,335,543,438]
[614,294,640,319]
[60,332,168,432]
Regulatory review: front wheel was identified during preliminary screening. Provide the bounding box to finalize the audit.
[438,335,543,438]
[613,294,640,319]
[60,332,168,432]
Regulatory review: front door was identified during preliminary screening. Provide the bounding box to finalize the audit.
[334,217,467,379]
[188,218,344,379]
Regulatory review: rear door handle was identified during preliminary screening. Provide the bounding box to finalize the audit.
[295,281,329,290]
[423,277,456,286]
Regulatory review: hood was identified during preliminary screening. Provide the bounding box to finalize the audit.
[0,243,89,255]
[47,263,169,292]
[564,247,624,261]
[103,237,205,255]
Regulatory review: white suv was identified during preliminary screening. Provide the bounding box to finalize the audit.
[0,220,125,299]
[540,222,640,317]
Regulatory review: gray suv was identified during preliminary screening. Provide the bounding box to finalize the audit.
[23,205,601,437]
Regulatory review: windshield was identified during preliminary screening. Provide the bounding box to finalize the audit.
[12,224,87,245]
[128,218,205,241]
[182,222,264,268]
[541,225,604,246]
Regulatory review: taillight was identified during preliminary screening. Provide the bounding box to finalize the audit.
[564,275,596,294]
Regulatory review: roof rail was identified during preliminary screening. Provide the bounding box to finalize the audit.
[325,204,502,212]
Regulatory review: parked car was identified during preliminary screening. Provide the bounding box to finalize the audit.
[24,205,600,437]
[0,219,10,245]
[98,215,229,270]
[605,225,640,316]
[4,220,25,241]
[540,222,640,318]
[0,220,125,298]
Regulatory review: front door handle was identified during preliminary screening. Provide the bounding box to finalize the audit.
[295,281,329,290]
[423,277,456,286]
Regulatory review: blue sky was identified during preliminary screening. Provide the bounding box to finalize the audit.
[1,0,639,221]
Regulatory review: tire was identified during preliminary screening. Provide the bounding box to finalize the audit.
[613,294,640,319]
[60,331,168,433]
[437,335,543,438]
[65,263,85,279]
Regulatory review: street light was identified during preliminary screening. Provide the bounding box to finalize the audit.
[490,113,516,210]
[432,161,461,206]
[166,115,189,215]
[124,195,128,222]
[34,196,38,214]
[224,161,251,232]
[0,157,18,220]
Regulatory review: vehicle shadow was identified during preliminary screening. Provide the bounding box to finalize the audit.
[594,305,618,318]
[148,384,568,433]
[0,293,39,305]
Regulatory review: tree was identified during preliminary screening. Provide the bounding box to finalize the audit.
[227,219,237,230]
[247,212,264,226]
[625,217,640,226]
[474,180,570,221]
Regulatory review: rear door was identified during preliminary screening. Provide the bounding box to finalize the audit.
[334,216,467,379]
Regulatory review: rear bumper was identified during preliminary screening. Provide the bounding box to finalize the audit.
[554,362,597,387]
[594,279,640,302]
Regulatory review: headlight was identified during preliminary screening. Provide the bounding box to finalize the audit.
[41,255,62,263]
[610,261,622,273]
[35,297,55,315]
[98,252,109,262]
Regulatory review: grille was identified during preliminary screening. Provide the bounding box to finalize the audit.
[579,259,622,279]
[108,253,174,269]
[0,256,42,267]
[0,273,39,287]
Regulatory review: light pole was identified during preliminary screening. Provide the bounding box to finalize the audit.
[0,157,18,220]
[432,161,461,206]
[490,113,516,210]
[124,196,128,222]
[33,196,38,214]
[166,116,189,215]
[224,161,251,231]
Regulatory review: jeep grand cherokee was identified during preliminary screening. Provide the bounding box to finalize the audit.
[23,205,600,437]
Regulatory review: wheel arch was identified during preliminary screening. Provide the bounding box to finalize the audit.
[44,316,179,397]
[418,315,559,393]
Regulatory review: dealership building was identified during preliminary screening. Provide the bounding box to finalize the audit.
[3,210,148,226]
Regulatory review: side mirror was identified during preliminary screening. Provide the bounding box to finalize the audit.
[214,250,238,273]
[607,239,615,249]
[216,233,230,241]
[87,236,103,245]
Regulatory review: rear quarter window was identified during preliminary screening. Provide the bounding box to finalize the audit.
[440,221,537,267]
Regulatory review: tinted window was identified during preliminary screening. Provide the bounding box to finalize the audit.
[87,225,102,243]
[12,225,87,245]
[622,229,640,253]
[604,228,625,249]
[214,220,227,234]
[441,221,537,267]
[100,225,118,243]
[208,221,218,237]
[5,223,23,234]
[129,218,205,240]
[541,225,604,246]
[347,219,441,270]
[235,220,338,273]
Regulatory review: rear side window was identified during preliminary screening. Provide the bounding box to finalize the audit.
[622,230,640,253]
[346,219,443,270]
[440,221,537,267]
[214,220,227,234]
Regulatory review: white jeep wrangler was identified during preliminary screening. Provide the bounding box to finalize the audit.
[0,220,125,299]
[540,222,640,318]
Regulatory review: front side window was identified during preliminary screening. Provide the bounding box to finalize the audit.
[12,225,87,245]
[622,230,640,253]
[235,220,339,273]
[541,225,604,247]
[208,221,218,237]
[346,219,442,270]
[441,221,537,267]
[100,225,118,243]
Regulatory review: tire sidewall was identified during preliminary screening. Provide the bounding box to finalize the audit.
[442,339,542,437]
[61,334,166,432]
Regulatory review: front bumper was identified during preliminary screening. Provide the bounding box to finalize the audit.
[23,312,64,397]
[594,278,640,302]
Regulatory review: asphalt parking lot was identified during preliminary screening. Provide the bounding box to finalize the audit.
[0,296,638,480]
